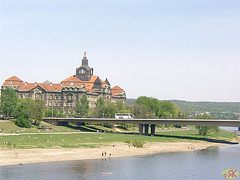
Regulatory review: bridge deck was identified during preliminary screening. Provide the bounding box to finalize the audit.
[43,117,240,127]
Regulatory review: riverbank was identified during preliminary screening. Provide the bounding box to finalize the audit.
[0,141,233,166]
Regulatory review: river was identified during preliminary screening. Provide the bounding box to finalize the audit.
[0,127,239,180]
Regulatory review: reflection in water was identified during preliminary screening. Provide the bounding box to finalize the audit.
[1,145,240,180]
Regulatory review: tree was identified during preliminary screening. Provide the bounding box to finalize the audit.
[195,113,219,135]
[76,95,89,117]
[158,101,176,118]
[25,98,45,126]
[92,97,105,117]
[15,99,31,128]
[0,88,18,118]
[196,126,219,136]
[131,103,154,118]
[136,96,161,116]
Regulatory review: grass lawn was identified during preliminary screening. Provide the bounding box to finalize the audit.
[0,120,82,133]
[0,128,238,149]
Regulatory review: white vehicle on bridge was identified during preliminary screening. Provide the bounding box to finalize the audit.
[115,113,134,119]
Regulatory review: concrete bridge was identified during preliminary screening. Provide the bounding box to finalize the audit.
[43,117,240,136]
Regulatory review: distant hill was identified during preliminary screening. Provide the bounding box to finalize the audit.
[125,98,136,105]
[170,100,240,113]
[126,98,240,119]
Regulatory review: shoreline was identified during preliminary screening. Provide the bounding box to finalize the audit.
[0,141,234,167]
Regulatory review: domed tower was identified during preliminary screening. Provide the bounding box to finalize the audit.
[76,51,94,81]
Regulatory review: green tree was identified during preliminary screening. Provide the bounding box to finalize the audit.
[25,98,45,126]
[195,113,219,135]
[57,108,66,117]
[92,97,105,117]
[0,88,18,118]
[76,95,89,117]
[15,99,31,128]
[136,96,161,116]
[131,103,154,118]
[158,101,176,118]
[196,126,219,136]
[17,99,29,119]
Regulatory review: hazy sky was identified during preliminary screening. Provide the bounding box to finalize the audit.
[1,0,240,102]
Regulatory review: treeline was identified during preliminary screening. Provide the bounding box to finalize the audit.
[0,88,45,127]
[127,99,240,119]
[0,88,184,127]
[170,100,240,112]
[170,100,240,119]
[1,89,219,135]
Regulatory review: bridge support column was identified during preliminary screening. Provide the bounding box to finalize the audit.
[144,124,149,136]
[151,124,156,136]
[139,124,143,135]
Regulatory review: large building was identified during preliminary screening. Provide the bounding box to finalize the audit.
[1,52,126,114]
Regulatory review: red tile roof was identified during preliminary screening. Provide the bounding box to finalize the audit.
[82,75,108,90]
[3,76,24,86]
[2,75,123,95]
[18,83,63,92]
[111,85,125,97]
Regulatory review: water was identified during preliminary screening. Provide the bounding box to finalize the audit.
[1,128,239,180]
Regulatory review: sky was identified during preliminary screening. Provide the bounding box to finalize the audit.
[1,0,240,102]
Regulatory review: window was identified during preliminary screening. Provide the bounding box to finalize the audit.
[50,95,52,99]
[80,69,85,74]
[9,81,12,84]
[70,82,74,85]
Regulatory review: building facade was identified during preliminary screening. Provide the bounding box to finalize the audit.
[1,52,126,114]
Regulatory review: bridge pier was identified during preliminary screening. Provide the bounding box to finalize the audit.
[139,124,143,135]
[151,124,156,136]
[144,124,149,136]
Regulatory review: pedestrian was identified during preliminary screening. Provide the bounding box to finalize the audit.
[105,151,107,157]
[102,151,104,156]
[113,144,115,147]
[109,153,111,157]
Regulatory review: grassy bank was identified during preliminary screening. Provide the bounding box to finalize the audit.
[0,128,238,149]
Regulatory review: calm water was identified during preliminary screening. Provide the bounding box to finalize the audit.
[1,128,239,180]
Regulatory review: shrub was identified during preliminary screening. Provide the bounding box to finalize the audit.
[15,117,31,128]
[125,140,131,144]
[131,140,143,148]
[196,126,219,136]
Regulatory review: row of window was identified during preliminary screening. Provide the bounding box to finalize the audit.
[63,87,83,91]
[49,95,61,100]
[48,102,76,107]
[49,95,77,100]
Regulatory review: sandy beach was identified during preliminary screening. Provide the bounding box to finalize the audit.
[0,142,231,166]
